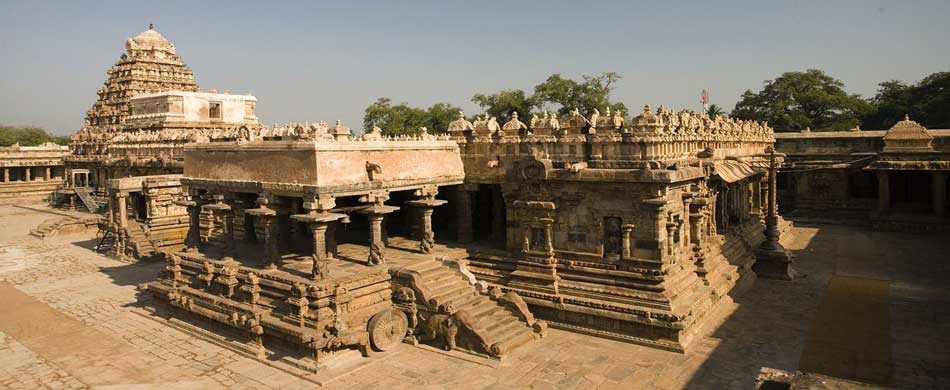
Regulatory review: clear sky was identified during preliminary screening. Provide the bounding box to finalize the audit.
[1,0,948,135]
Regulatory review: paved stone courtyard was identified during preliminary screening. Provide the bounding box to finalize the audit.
[0,203,947,389]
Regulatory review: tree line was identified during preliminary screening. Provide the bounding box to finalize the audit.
[364,72,626,136]
[0,125,70,147]
[732,69,950,132]
[364,69,949,135]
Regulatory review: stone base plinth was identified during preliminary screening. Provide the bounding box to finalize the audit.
[754,246,798,281]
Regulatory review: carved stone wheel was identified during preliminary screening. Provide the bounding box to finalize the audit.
[367,309,408,352]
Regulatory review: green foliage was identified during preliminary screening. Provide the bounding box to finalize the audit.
[470,72,627,122]
[706,104,726,118]
[532,72,626,117]
[362,98,463,136]
[862,72,950,129]
[0,125,68,146]
[471,89,536,121]
[732,69,870,131]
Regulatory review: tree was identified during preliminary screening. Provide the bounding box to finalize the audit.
[471,72,628,122]
[0,125,68,146]
[423,102,462,134]
[532,72,626,117]
[470,89,536,121]
[913,71,950,128]
[860,71,950,129]
[732,69,870,131]
[860,80,913,129]
[362,98,463,136]
[705,104,726,118]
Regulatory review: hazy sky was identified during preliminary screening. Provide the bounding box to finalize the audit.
[1,0,948,135]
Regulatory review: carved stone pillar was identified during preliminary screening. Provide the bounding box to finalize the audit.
[292,213,345,280]
[621,224,635,259]
[407,198,448,254]
[682,197,693,248]
[876,171,890,215]
[750,177,763,219]
[456,186,475,243]
[754,148,797,280]
[359,205,399,265]
[931,172,947,217]
[203,195,236,262]
[174,198,201,253]
[117,192,128,229]
[666,222,677,256]
[643,198,668,263]
[246,206,279,268]
[2,168,7,182]
[44,167,51,181]
[24,167,31,182]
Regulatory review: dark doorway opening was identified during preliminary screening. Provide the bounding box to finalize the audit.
[848,171,878,199]
[890,171,931,213]
[130,192,147,221]
[472,184,506,248]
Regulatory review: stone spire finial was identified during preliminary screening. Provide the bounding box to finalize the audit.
[149,23,154,30]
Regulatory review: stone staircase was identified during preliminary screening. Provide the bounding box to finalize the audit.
[30,217,70,238]
[391,258,546,359]
[73,187,101,212]
[30,215,100,238]
[126,220,158,260]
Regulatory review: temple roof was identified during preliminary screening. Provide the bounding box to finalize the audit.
[125,24,176,55]
[882,115,934,153]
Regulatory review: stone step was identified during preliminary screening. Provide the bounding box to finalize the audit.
[409,260,445,273]
[476,310,513,330]
[443,292,481,309]
[430,282,475,302]
[486,318,529,341]
[499,326,537,351]
[466,300,501,317]
[481,312,520,333]
[427,273,469,291]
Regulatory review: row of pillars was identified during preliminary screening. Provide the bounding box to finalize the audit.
[876,171,949,217]
[180,189,449,280]
[1,166,62,183]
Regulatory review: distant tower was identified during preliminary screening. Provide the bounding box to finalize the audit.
[79,25,199,133]
[701,89,709,113]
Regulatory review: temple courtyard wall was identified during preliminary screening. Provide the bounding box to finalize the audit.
[0,203,946,389]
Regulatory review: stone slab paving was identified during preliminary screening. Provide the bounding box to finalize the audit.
[0,204,947,389]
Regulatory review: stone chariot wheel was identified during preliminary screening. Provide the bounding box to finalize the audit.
[367,309,408,352]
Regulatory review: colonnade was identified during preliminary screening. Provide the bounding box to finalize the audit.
[875,171,948,218]
[182,187,450,280]
[0,166,64,183]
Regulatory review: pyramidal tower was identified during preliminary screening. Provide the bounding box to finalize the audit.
[81,24,199,133]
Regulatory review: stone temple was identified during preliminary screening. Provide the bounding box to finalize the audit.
[2,25,947,389]
[54,26,790,362]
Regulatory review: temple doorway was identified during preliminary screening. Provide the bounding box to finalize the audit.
[890,171,931,214]
[130,192,148,221]
[472,184,506,248]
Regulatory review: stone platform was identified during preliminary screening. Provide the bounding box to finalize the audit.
[3,204,950,389]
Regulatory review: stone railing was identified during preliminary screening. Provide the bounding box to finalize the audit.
[448,104,774,164]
